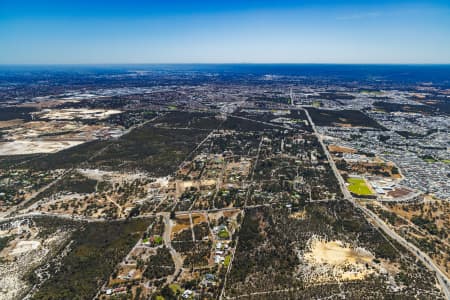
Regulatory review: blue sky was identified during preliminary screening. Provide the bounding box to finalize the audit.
[1,0,449,64]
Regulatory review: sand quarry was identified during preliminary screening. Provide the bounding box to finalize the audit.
[0,119,124,155]
[10,241,41,256]
[301,236,375,283]
[0,140,84,155]
[39,108,122,120]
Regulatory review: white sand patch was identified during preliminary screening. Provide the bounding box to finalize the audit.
[154,176,170,187]
[39,108,122,120]
[175,179,216,196]
[77,168,148,183]
[0,229,71,299]
[300,236,375,283]
[0,140,84,155]
[304,238,373,266]
[11,241,41,255]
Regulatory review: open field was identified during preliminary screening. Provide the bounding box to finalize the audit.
[347,177,373,196]
[328,144,357,153]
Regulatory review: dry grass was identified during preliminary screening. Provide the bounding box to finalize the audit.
[328,144,357,153]
[289,208,307,220]
[0,119,24,129]
[172,215,192,236]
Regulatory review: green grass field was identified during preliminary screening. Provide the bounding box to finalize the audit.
[423,158,450,164]
[424,158,438,163]
[224,255,232,267]
[347,177,373,196]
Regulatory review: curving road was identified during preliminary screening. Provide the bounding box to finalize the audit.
[162,213,183,285]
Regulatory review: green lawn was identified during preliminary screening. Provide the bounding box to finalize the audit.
[169,283,182,294]
[423,158,450,164]
[154,235,163,245]
[347,177,373,196]
[218,229,230,239]
[224,255,232,267]
[424,158,438,163]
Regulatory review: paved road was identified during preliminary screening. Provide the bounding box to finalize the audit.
[231,115,289,130]
[303,107,450,299]
[1,204,264,225]
[1,211,104,223]
[303,109,351,199]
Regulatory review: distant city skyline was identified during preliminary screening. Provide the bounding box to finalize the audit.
[1,0,450,64]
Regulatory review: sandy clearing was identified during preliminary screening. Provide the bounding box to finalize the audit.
[304,238,373,266]
[175,179,216,195]
[39,108,122,120]
[328,144,357,154]
[289,209,307,220]
[0,140,84,155]
[172,215,192,237]
[301,236,376,283]
[77,168,148,182]
[10,241,41,255]
[0,119,24,129]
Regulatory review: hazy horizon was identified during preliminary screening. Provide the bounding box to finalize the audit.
[2,63,450,66]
